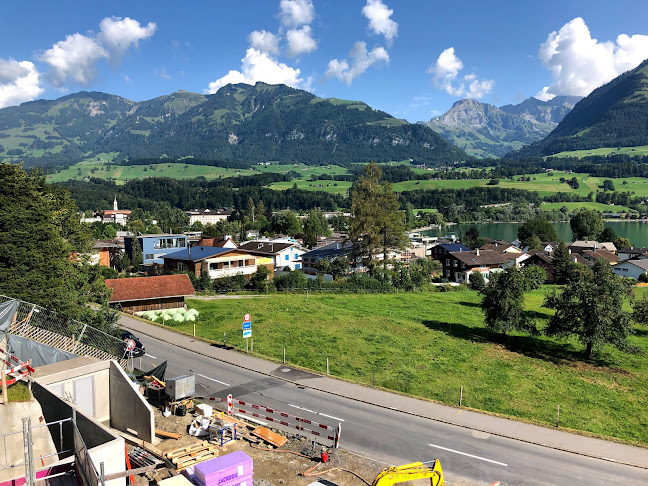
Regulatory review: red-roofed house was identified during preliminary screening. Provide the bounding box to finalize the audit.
[105,274,195,313]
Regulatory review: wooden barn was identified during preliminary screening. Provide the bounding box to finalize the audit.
[105,274,195,313]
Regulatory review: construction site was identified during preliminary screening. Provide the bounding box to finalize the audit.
[0,295,448,486]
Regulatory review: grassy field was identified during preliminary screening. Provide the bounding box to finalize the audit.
[268,179,352,195]
[0,382,31,402]
[157,289,648,445]
[551,145,648,158]
[540,201,634,212]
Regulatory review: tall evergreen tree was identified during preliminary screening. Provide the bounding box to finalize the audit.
[0,164,115,330]
[552,241,571,284]
[350,162,407,269]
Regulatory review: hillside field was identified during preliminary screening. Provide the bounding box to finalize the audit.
[550,145,648,159]
[156,289,648,446]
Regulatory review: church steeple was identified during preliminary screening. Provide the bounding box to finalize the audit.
[113,195,118,211]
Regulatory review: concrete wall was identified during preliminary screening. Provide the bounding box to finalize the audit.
[34,358,111,423]
[31,383,125,486]
[109,361,154,443]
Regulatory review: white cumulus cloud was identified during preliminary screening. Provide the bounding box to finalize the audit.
[428,47,493,99]
[248,30,280,55]
[535,17,648,100]
[0,59,43,108]
[326,41,389,85]
[279,0,314,27]
[39,33,108,87]
[97,16,156,57]
[205,48,305,93]
[39,16,155,88]
[362,0,398,45]
[286,25,317,57]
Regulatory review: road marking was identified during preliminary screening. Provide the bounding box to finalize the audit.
[457,410,462,415]
[193,372,230,387]
[144,353,157,359]
[288,404,317,414]
[428,444,508,467]
[318,413,345,422]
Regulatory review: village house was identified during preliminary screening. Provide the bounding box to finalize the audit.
[185,208,232,226]
[238,240,306,270]
[612,259,648,280]
[301,241,354,275]
[442,249,510,283]
[90,239,124,267]
[617,247,648,261]
[581,249,620,265]
[569,240,617,254]
[105,274,195,313]
[431,242,471,261]
[196,235,238,248]
[162,246,274,280]
[124,233,188,265]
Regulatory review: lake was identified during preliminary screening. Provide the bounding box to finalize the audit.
[423,221,648,246]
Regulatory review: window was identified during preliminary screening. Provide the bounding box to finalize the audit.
[294,254,299,260]
[453,260,458,267]
[153,237,186,250]
[145,254,154,260]
[285,254,289,261]
[295,264,301,269]
[177,262,185,272]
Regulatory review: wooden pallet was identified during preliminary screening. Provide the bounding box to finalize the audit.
[166,441,222,470]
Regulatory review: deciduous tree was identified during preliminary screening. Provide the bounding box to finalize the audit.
[570,209,603,241]
[517,217,557,248]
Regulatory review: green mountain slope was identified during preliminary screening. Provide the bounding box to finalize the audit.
[0,83,468,168]
[423,96,579,158]
[513,59,648,157]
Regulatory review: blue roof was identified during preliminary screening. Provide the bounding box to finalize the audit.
[163,246,231,262]
[440,243,471,252]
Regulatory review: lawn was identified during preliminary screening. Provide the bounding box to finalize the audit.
[156,289,648,446]
[540,201,634,212]
[268,179,352,195]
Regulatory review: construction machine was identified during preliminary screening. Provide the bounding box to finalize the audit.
[372,460,443,486]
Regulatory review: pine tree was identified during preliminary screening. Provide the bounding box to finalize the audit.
[552,241,571,284]
[350,162,407,269]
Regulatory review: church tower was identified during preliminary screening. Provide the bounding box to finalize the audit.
[113,195,118,211]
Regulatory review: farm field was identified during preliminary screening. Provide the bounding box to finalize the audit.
[267,179,352,195]
[155,289,648,446]
[540,201,634,212]
[550,145,648,158]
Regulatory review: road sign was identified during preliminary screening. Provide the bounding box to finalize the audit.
[242,322,251,330]
[243,313,251,322]
[126,339,136,351]
[243,329,252,338]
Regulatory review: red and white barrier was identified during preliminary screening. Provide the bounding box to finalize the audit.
[227,394,232,415]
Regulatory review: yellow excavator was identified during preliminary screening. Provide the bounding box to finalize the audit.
[372,460,443,486]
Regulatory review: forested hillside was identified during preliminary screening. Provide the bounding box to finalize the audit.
[0,83,468,169]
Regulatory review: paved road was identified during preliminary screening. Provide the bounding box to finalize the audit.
[122,316,648,485]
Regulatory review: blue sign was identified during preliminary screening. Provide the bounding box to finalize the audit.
[242,322,251,330]
[243,329,252,338]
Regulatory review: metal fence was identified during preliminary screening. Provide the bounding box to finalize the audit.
[0,294,129,366]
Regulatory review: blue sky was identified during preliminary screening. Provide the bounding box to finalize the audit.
[2,1,648,122]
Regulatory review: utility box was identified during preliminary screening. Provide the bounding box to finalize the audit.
[166,374,195,400]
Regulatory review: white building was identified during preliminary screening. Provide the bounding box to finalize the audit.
[238,241,306,270]
[612,259,648,280]
[186,209,232,226]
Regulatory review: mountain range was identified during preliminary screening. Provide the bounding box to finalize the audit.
[513,58,648,157]
[422,96,581,158]
[0,83,467,169]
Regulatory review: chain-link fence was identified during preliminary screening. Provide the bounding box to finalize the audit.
[0,294,129,366]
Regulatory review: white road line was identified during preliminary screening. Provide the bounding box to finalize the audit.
[429,444,508,467]
[288,404,317,414]
[144,353,157,359]
[193,372,230,387]
[318,413,345,422]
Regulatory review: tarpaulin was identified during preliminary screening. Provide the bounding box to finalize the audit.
[7,334,78,368]
[136,360,167,382]
[0,299,18,334]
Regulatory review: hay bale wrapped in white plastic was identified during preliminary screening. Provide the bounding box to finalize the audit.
[142,311,156,320]
[149,313,160,322]
[172,313,185,323]
[185,313,196,322]
[187,308,199,316]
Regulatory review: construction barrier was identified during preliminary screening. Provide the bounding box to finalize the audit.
[195,396,340,447]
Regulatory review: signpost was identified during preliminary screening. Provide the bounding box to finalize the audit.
[242,314,252,352]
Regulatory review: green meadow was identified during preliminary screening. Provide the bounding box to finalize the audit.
[153,289,648,446]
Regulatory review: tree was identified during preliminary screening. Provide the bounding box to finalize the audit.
[602,179,616,192]
[404,202,416,229]
[0,164,115,331]
[517,217,557,248]
[632,292,648,324]
[302,209,331,248]
[480,266,544,335]
[600,227,617,244]
[469,271,486,291]
[272,210,301,236]
[249,265,273,291]
[552,241,571,284]
[570,209,603,241]
[156,206,190,233]
[350,162,407,269]
[543,261,634,359]
[130,238,144,267]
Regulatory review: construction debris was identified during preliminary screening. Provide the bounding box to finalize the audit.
[251,427,288,448]
[156,429,182,440]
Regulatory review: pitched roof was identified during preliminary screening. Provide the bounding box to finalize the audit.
[197,237,238,248]
[162,246,232,262]
[620,259,648,271]
[618,247,648,255]
[582,249,621,263]
[238,241,298,255]
[106,274,195,303]
[186,208,232,216]
[439,243,471,252]
[448,250,509,266]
